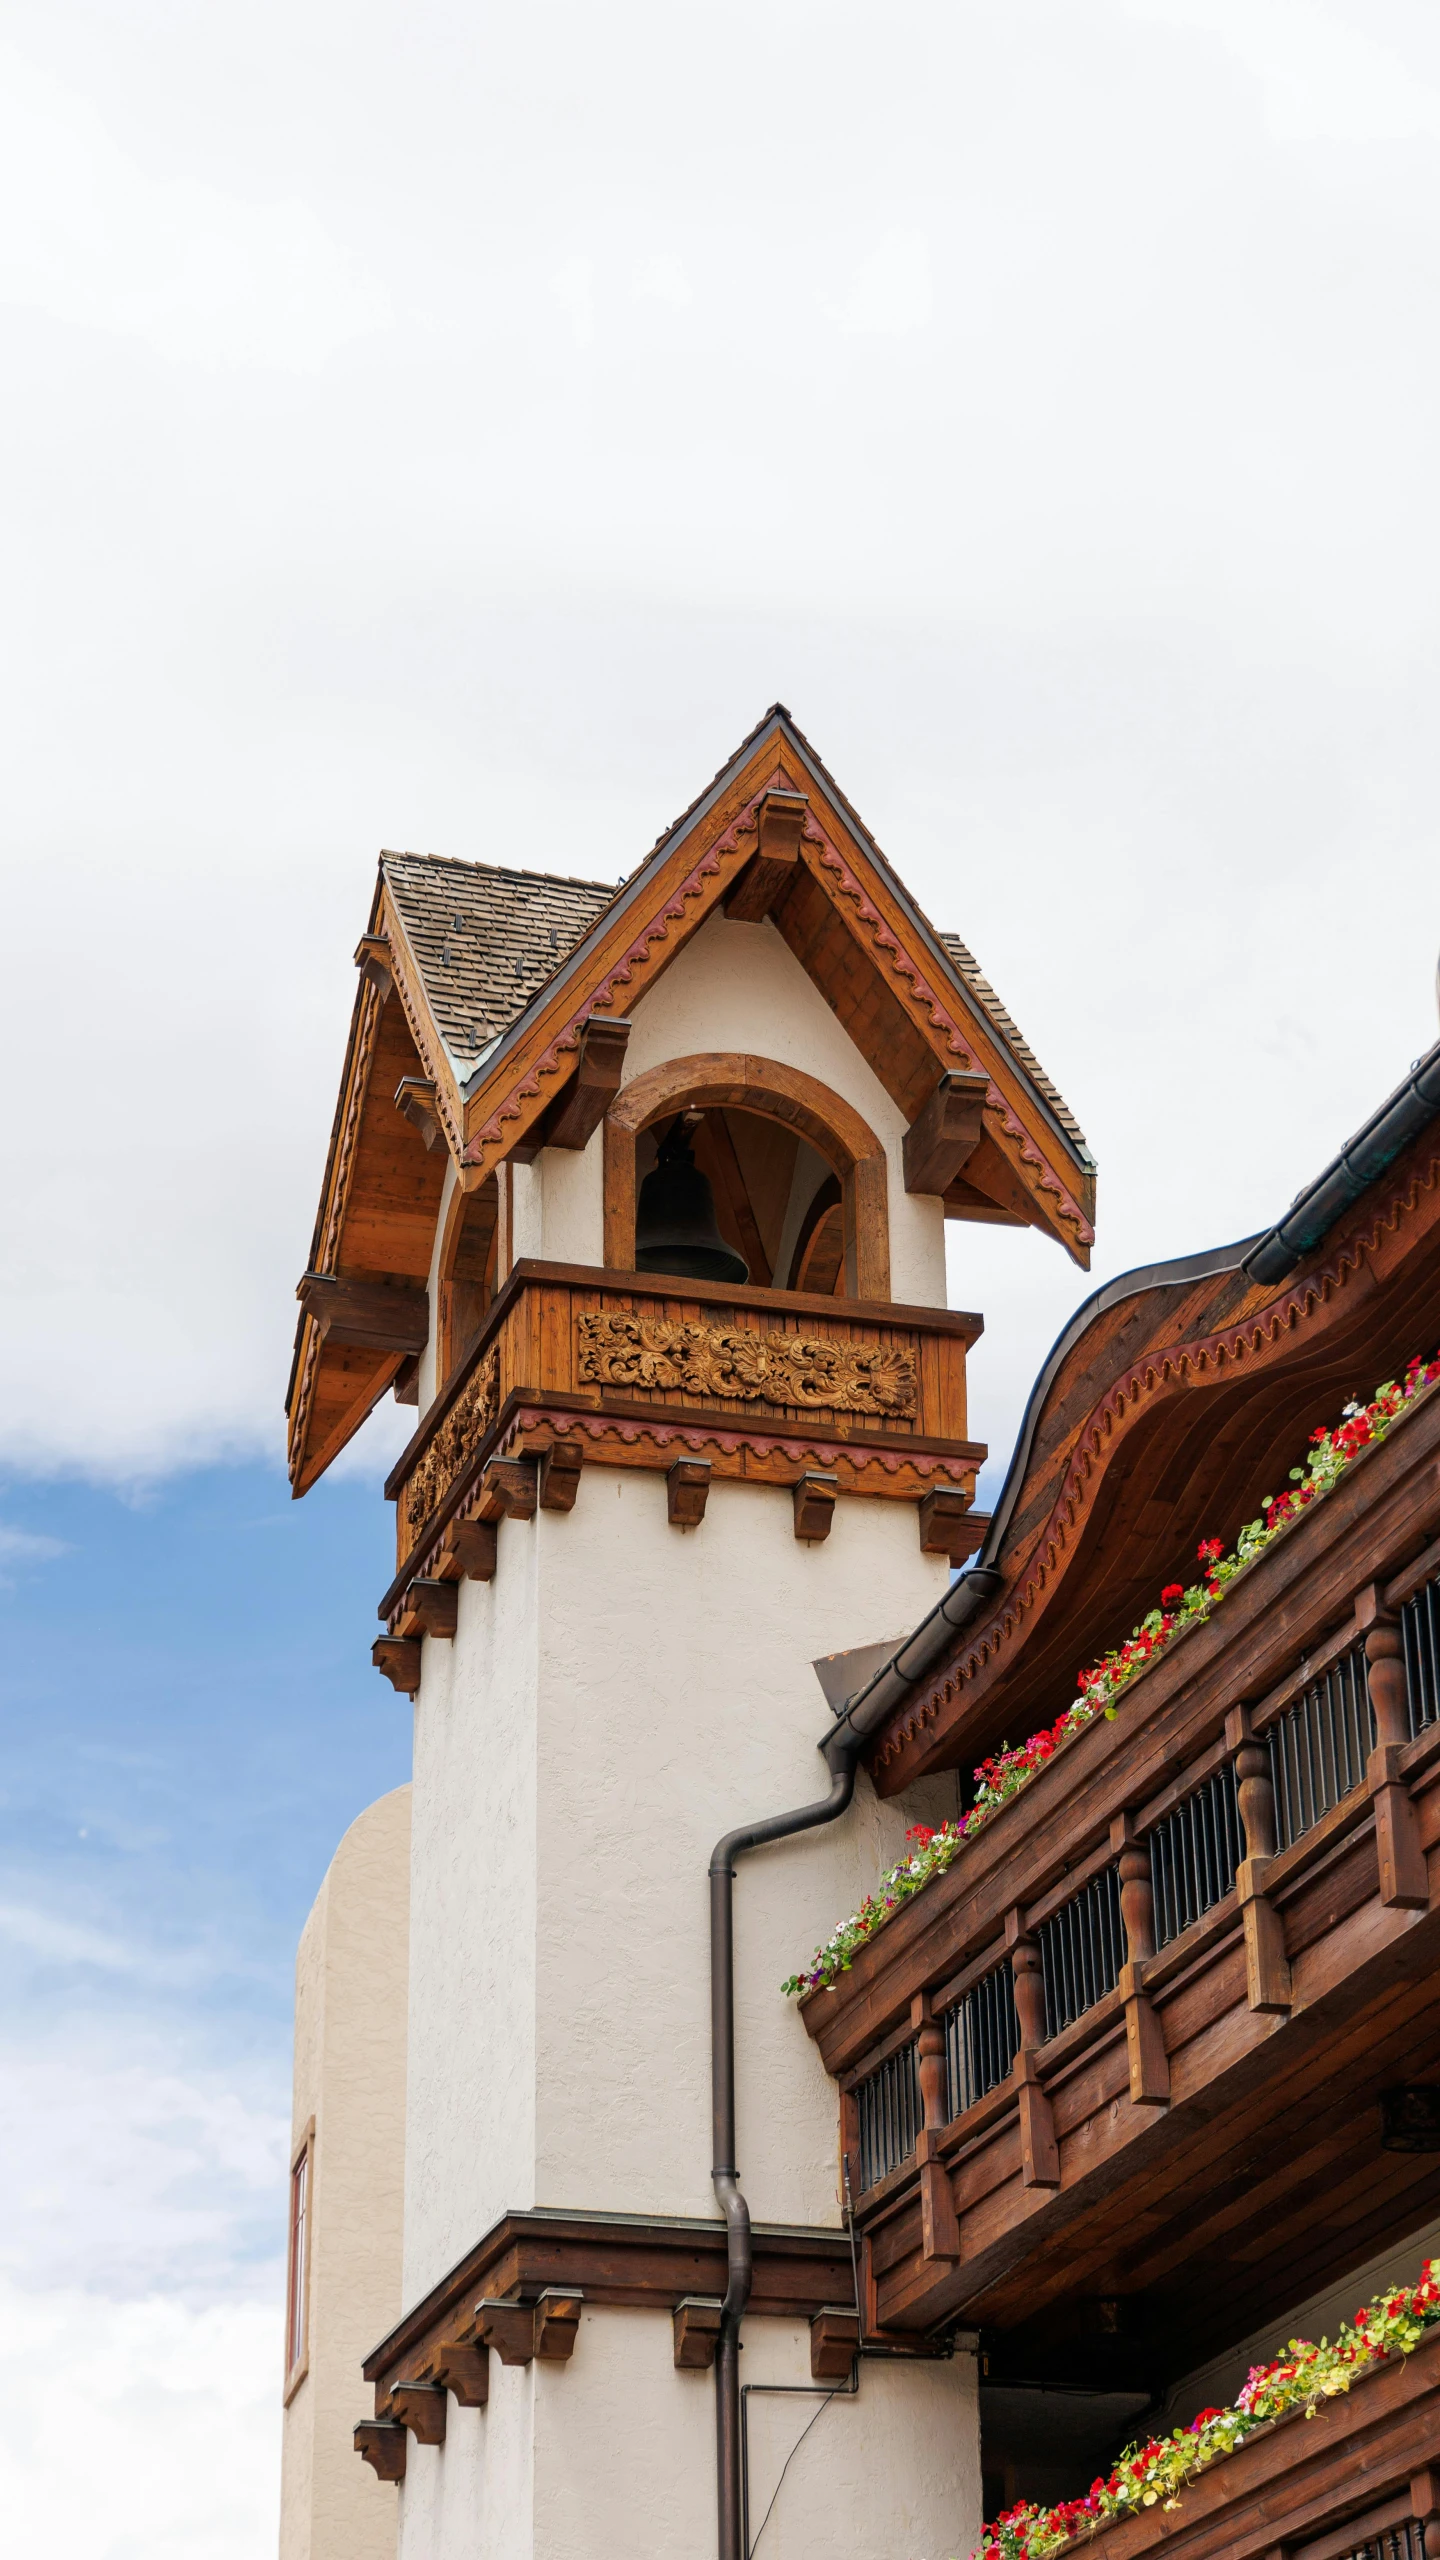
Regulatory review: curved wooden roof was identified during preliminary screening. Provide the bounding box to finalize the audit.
[869,1089,1440,1794]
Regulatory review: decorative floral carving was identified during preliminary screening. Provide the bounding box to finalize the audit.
[404,1349,500,1538]
[576,1311,917,1418]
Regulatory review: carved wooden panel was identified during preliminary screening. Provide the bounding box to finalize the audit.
[575,1310,918,1419]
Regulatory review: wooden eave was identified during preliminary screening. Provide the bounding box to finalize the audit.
[869,1114,1440,1793]
[453,706,1094,1262]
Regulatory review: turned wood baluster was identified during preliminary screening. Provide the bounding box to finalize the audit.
[1115,1832,1168,2105]
[1361,1598,1429,1909]
[1006,1925,1060,2188]
[911,1993,961,2262]
[1227,1710,1291,2012]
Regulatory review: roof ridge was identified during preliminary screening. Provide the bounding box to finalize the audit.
[381,850,619,896]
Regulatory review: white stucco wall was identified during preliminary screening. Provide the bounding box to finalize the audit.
[280,1785,411,2560]
[404,1473,952,2296]
[396,2306,979,2560]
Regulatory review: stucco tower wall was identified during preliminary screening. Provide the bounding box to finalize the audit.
[280,1784,411,2560]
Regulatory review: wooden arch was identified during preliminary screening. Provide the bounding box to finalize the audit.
[603,1051,891,1300]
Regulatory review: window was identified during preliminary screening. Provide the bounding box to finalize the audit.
[286,2129,313,2385]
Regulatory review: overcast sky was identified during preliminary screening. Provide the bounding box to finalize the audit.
[3,1,1440,2550]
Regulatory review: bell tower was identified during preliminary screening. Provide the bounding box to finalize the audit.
[280,708,1095,2560]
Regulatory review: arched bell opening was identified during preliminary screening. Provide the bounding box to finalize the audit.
[606,1054,891,1301]
[435,1173,499,1384]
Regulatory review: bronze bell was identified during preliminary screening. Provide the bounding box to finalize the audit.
[634,1119,749,1285]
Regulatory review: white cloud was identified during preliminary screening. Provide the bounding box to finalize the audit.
[838,228,933,336]
[0,1524,67,1561]
[631,252,692,307]
[0,2277,281,2560]
[1125,0,1440,142]
[0,41,391,369]
[552,252,597,346]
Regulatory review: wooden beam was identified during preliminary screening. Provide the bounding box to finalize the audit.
[903,1073,989,1197]
[672,2297,724,2369]
[917,1489,987,1564]
[692,1112,771,1286]
[724,790,809,923]
[395,1076,445,1152]
[793,1472,839,1542]
[296,1272,429,1357]
[542,1018,632,1153]
[354,2419,406,2482]
[441,1518,498,1581]
[392,1353,420,1405]
[473,2300,536,2365]
[667,1458,711,1528]
[431,2339,489,2406]
[389,2381,446,2445]
[478,1457,538,1521]
[533,2289,584,2360]
[809,2307,859,2381]
[372,1635,422,1695]
[538,1439,584,1513]
[354,933,393,1001]
[406,1579,458,1640]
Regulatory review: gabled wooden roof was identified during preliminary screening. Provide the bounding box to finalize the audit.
[286,707,1095,1494]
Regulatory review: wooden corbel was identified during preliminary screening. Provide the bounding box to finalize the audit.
[724,790,809,923]
[793,1472,839,1543]
[1358,1587,1430,1909]
[431,2339,490,2406]
[672,2297,724,2369]
[439,1517,498,1582]
[389,2381,447,2445]
[393,1354,420,1406]
[372,1634,422,1695]
[296,1272,429,1357]
[406,1578,458,1640]
[473,2291,583,2365]
[918,1490,987,1564]
[667,1458,711,1528]
[903,1073,989,1198]
[477,1457,539,1521]
[395,1076,446,1152]
[536,1017,633,1155]
[532,2289,584,2360]
[1111,1816,1169,2106]
[354,2418,407,2482]
[1005,1911,1060,2188]
[538,1439,584,1513]
[809,2307,861,2381]
[355,933,393,1001]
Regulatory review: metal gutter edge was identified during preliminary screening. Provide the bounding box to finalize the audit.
[1243,1037,1440,1286]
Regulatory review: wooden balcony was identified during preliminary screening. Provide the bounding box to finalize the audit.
[378,1259,985,1637]
[1056,2331,1439,2560]
[802,1383,1440,2382]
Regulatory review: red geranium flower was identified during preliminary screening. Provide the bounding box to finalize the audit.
[1160,1584,1184,1606]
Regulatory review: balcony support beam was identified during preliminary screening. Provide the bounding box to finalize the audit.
[1361,1595,1431,1910]
[1115,1828,1169,2107]
[1006,1916,1060,2189]
[912,1993,962,2261]
[1230,1712,1292,2013]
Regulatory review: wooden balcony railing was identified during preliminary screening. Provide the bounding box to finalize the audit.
[376,1260,985,1653]
[802,1383,1440,2378]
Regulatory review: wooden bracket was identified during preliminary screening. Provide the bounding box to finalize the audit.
[672,2297,724,2369]
[431,2340,490,2406]
[541,1018,633,1153]
[533,2289,584,2360]
[793,1472,839,1543]
[354,2418,407,2482]
[809,2307,860,2380]
[442,1518,498,1582]
[903,1073,989,1197]
[297,1271,429,1357]
[724,790,809,923]
[393,1354,420,1406]
[538,1438,584,1513]
[354,933,393,1001]
[473,2299,537,2365]
[667,1458,711,1528]
[478,1457,539,1521]
[372,1635,422,1696]
[389,2381,447,2445]
[406,1578,458,1640]
[917,1489,986,1564]
[395,1076,446,1152]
